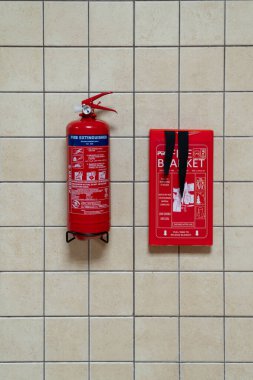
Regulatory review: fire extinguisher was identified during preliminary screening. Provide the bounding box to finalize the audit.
[66,92,116,244]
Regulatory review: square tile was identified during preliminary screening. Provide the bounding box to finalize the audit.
[135,317,178,361]
[226,318,253,361]
[225,228,253,270]
[45,138,66,181]
[0,273,43,316]
[214,182,223,226]
[225,183,253,226]
[0,2,42,45]
[90,227,133,270]
[45,227,88,271]
[135,363,179,380]
[135,138,148,181]
[0,227,43,271]
[226,364,253,380]
[111,183,133,226]
[45,317,88,361]
[135,227,178,271]
[90,363,133,380]
[135,1,178,46]
[90,273,133,316]
[111,138,133,181]
[90,2,133,46]
[45,183,67,226]
[45,363,88,380]
[135,182,148,226]
[180,227,223,271]
[44,1,88,46]
[226,47,253,91]
[90,48,133,91]
[45,48,88,91]
[0,48,43,91]
[180,47,223,91]
[227,1,253,45]
[181,364,224,380]
[181,317,224,361]
[0,183,43,226]
[0,138,43,181]
[225,138,253,180]
[181,1,224,45]
[135,93,178,137]
[135,48,178,91]
[226,273,253,316]
[225,93,253,136]
[45,272,88,316]
[0,364,43,380]
[180,273,223,316]
[214,138,223,181]
[90,317,133,361]
[180,93,223,137]
[0,94,43,137]
[135,273,178,316]
[0,318,43,361]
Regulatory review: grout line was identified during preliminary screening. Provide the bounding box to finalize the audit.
[2,90,253,94]
[133,1,136,378]
[3,44,253,48]
[2,315,253,319]
[3,270,253,274]
[178,1,181,378]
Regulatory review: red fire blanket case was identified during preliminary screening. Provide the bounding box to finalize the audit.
[149,129,213,246]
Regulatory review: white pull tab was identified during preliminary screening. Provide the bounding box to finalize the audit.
[74,105,82,113]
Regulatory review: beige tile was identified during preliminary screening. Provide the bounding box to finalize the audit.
[180,93,223,137]
[181,317,223,361]
[111,138,133,181]
[135,48,178,91]
[135,93,178,137]
[180,227,223,271]
[136,364,178,380]
[135,1,178,46]
[90,317,133,361]
[225,138,253,181]
[45,183,67,226]
[0,318,43,361]
[0,183,43,226]
[225,93,253,136]
[225,227,253,270]
[0,273,43,316]
[180,273,223,316]
[45,227,88,270]
[135,317,178,361]
[225,183,253,226]
[91,363,133,380]
[0,93,43,137]
[135,227,178,271]
[135,273,178,316]
[45,93,87,136]
[181,47,223,91]
[46,317,88,361]
[226,47,253,91]
[90,273,133,316]
[227,1,253,45]
[90,48,133,92]
[214,182,223,226]
[0,138,43,181]
[45,272,88,316]
[214,138,223,181]
[0,2,42,45]
[45,48,88,91]
[0,48,43,91]
[0,227,43,271]
[226,273,253,316]
[181,1,224,45]
[45,138,66,181]
[181,364,224,380]
[226,364,253,380]
[226,318,253,361]
[0,364,43,380]
[44,2,88,46]
[90,227,133,270]
[111,183,133,226]
[135,138,148,181]
[90,2,133,46]
[135,182,148,226]
[46,363,88,380]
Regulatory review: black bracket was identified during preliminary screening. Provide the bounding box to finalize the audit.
[66,230,109,244]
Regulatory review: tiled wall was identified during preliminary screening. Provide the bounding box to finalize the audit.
[0,1,253,380]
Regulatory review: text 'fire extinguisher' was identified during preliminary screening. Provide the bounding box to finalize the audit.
[66,92,117,244]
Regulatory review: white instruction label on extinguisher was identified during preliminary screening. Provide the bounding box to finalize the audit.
[68,135,109,215]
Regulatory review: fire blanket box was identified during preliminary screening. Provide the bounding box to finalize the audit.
[149,129,213,246]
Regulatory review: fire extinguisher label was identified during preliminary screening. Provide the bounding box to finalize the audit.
[68,135,109,216]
